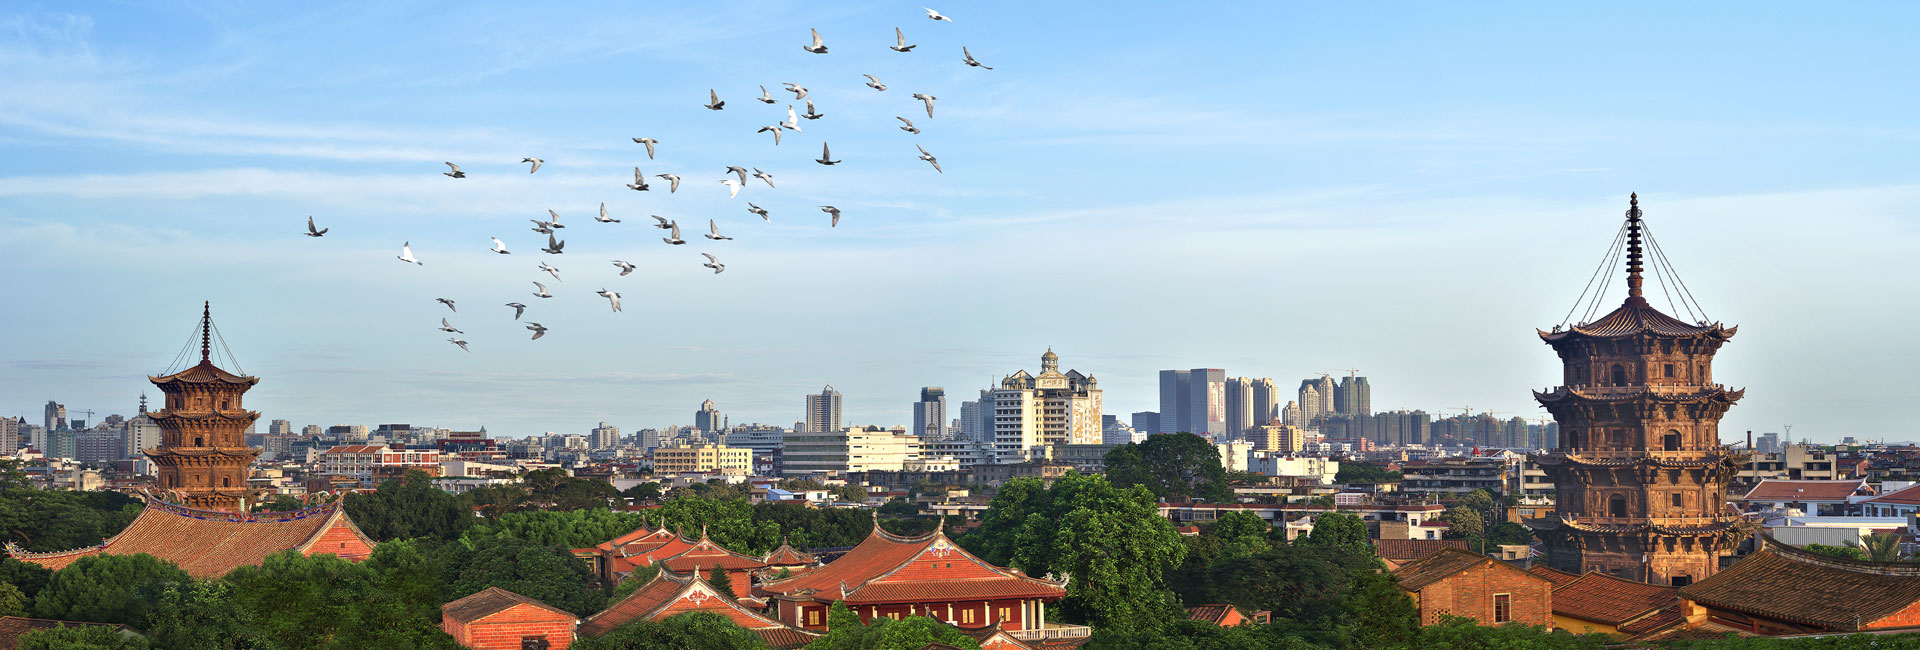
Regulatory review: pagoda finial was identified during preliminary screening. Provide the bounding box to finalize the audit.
[1623,193,1647,306]
[200,301,212,364]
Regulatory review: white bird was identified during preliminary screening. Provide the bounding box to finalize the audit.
[820,205,842,227]
[706,219,733,241]
[781,106,801,132]
[815,142,840,165]
[864,74,887,91]
[702,253,725,275]
[531,282,552,299]
[802,28,828,54]
[917,144,942,173]
[490,237,511,254]
[912,93,936,118]
[303,216,328,237]
[448,338,469,352]
[627,167,650,191]
[596,203,619,223]
[443,162,466,178]
[633,138,657,159]
[538,262,562,282]
[547,209,565,229]
[612,260,636,276]
[783,83,809,100]
[596,288,622,312]
[541,233,565,254]
[757,124,783,145]
[521,157,544,173]
[802,99,823,120]
[439,317,462,333]
[436,298,457,312]
[897,116,920,134]
[720,178,742,198]
[704,89,724,110]
[891,27,917,52]
[726,166,749,185]
[747,203,770,221]
[397,241,422,265]
[756,85,776,104]
[962,46,992,69]
[663,221,686,245]
[526,322,548,340]
[651,215,673,229]
[505,302,527,319]
[924,7,952,21]
[657,173,681,193]
[752,167,775,188]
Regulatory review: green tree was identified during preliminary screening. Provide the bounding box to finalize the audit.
[654,497,779,554]
[620,482,663,503]
[1485,521,1534,549]
[1458,489,1497,512]
[144,581,272,650]
[706,564,736,600]
[1802,543,1868,562]
[439,536,604,616]
[832,484,869,503]
[343,469,472,542]
[460,509,651,549]
[14,624,150,650]
[1027,472,1188,633]
[0,489,143,553]
[1299,512,1369,551]
[33,553,190,628]
[1103,433,1232,502]
[1207,511,1273,559]
[575,611,773,650]
[958,477,1051,566]
[521,469,618,510]
[251,496,306,513]
[0,582,28,617]
[0,557,53,602]
[221,550,461,650]
[1441,506,1485,542]
[1412,615,1606,649]
[1333,462,1402,484]
[611,563,661,600]
[1861,533,1907,562]
[804,602,981,650]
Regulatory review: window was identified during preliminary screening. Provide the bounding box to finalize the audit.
[807,609,822,626]
[1611,365,1627,386]
[1671,493,1683,507]
[520,636,550,650]
[999,607,1012,623]
[1609,494,1628,518]
[1671,575,1692,587]
[962,608,975,624]
[1664,363,1674,378]
[1493,594,1512,623]
[1664,432,1682,452]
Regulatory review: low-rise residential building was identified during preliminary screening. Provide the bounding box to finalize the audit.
[1736,478,1876,517]
[1393,548,1555,628]
[1399,457,1505,494]
[781,427,920,477]
[651,442,753,474]
[317,444,440,487]
[1249,453,1339,485]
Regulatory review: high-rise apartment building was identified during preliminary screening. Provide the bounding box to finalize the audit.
[913,387,947,441]
[804,386,843,433]
[1249,378,1279,428]
[991,349,1104,462]
[43,401,65,436]
[1224,377,1254,438]
[268,419,292,435]
[1130,411,1159,437]
[1248,420,1305,453]
[1297,376,1335,425]
[959,396,989,443]
[1334,376,1371,416]
[301,424,322,437]
[694,400,724,434]
[591,421,621,449]
[125,410,160,457]
[0,418,18,455]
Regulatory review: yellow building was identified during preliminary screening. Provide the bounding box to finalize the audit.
[651,442,752,474]
[1248,420,1304,453]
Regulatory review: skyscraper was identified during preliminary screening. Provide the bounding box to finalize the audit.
[43,401,65,436]
[1130,411,1159,437]
[991,349,1103,462]
[1223,377,1254,438]
[1249,378,1279,428]
[959,398,987,443]
[694,399,724,434]
[1157,370,1189,434]
[1297,377,1334,425]
[804,386,843,433]
[913,387,947,441]
[268,419,292,435]
[591,421,622,449]
[1186,369,1225,436]
[1334,376,1371,416]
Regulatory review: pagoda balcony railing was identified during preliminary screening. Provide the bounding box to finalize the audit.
[1011,624,1093,642]
[1557,449,1719,461]
[1568,514,1737,528]
[1556,384,1728,398]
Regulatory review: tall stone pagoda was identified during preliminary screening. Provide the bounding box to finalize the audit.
[145,302,262,511]
[1529,194,1746,586]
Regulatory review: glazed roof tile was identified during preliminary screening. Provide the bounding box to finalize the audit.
[4,500,373,579]
[1541,302,1728,341]
[1187,604,1241,625]
[764,541,817,566]
[1551,572,1677,625]
[1678,538,1920,629]
[755,626,823,650]
[441,587,575,624]
[1866,483,1920,505]
[149,360,258,385]
[1527,565,1583,587]
[580,566,799,637]
[760,522,1064,604]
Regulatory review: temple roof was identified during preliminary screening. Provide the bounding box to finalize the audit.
[1541,301,1731,342]
[149,360,258,387]
[655,530,768,574]
[4,500,374,579]
[1533,386,1745,406]
[1551,571,1678,626]
[759,519,1065,605]
[442,587,575,624]
[1679,536,1920,629]
[579,565,816,648]
[1527,516,1742,537]
[763,540,817,567]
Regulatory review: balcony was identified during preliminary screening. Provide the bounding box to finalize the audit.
[1010,624,1092,642]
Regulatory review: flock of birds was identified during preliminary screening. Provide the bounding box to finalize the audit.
[305,7,988,353]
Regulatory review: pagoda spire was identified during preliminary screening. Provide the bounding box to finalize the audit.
[1624,194,1647,306]
[200,301,212,364]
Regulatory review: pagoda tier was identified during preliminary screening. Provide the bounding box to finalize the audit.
[145,304,263,512]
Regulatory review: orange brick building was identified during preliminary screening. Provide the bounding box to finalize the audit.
[1393,548,1554,628]
[442,587,578,650]
[4,499,375,579]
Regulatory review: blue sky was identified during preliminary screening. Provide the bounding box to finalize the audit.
[2,2,1916,442]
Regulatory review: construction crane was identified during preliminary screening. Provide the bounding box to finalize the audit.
[1328,368,1360,379]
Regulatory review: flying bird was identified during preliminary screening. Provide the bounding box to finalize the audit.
[662,221,685,245]
[815,142,840,165]
[531,282,552,298]
[595,288,622,312]
[439,318,462,333]
[702,253,725,275]
[783,83,809,100]
[595,203,619,223]
[747,203,770,221]
[651,215,673,229]
[633,138,657,159]
[303,216,328,237]
[756,85,776,104]
[752,167,774,188]
[757,124,783,145]
[917,144,942,173]
[781,105,801,132]
[704,89,724,110]
[436,298,457,312]
[539,261,562,281]
[706,219,733,241]
[924,7,952,21]
[896,116,920,134]
[490,237,511,254]
[720,178,742,198]
[541,233,565,254]
[529,219,554,234]
[890,27,917,52]
[627,167,651,191]
[448,338,469,352]
[521,157,544,173]
[443,162,466,178]
[912,93,936,118]
[725,166,749,185]
[525,322,548,340]
[612,260,635,276]
[962,46,992,69]
[802,28,828,54]
[820,205,842,227]
[505,302,527,320]
[397,241,422,265]
[657,173,681,193]
[546,209,565,228]
[864,74,887,91]
[802,99,823,120]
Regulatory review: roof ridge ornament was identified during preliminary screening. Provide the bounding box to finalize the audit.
[200,301,212,364]
[1624,193,1648,307]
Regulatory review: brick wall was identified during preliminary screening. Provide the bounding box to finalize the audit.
[446,603,576,650]
[1868,598,1920,629]
[1414,560,1552,628]
[305,520,373,562]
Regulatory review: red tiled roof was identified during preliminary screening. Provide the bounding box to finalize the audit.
[760,521,1065,605]
[1551,572,1677,625]
[1679,537,1920,630]
[756,626,821,649]
[580,566,812,639]
[4,500,374,579]
[0,617,134,650]
[1740,479,1871,502]
[149,360,256,386]
[1865,483,1920,506]
[657,534,768,574]
[596,524,660,552]
[1187,604,1241,625]
[763,541,816,567]
[442,587,575,624]
[1528,565,1582,587]
[1392,548,1550,592]
[1617,603,1687,637]
[1372,538,1470,561]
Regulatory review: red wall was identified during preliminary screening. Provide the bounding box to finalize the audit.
[305,521,373,562]
[1869,598,1920,629]
[445,603,576,650]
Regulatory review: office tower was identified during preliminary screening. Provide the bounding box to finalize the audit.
[1755,432,1780,455]
[695,399,724,434]
[805,386,843,433]
[301,424,321,437]
[1185,369,1225,436]
[43,401,65,436]
[1224,377,1254,438]
[1157,370,1189,434]
[268,419,292,435]
[913,387,947,441]
[0,418,17,455]
[1130,411,1159,437]
[991,349,1104,462]
[1249,378,1279,425]
[591,421,621,449]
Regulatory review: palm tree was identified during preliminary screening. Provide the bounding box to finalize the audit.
[1860,533,1905,562]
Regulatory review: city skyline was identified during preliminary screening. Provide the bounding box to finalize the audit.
[3,3,1918,439]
